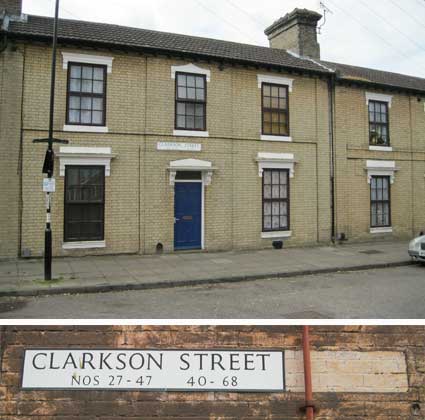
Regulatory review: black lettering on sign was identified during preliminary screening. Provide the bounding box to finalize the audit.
[63,353,78,369]
[194,353,208,370]
[230,353,240,371]
[82,353,95,370]
[244,353,255,370]
[147,353,163,370]
[180,353,190,370]
[100,352,112,370]
[211,354,225,371]
[32,353,47,370]
[256,354,271,371]
[49,352,60,370]
[116,353,127,370]
[129,353,145,370]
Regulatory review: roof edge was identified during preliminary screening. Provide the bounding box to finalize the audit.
[5,31,331,77]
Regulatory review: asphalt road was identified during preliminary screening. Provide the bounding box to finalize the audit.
[0,265,424,319]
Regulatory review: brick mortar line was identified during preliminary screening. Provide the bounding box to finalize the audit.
[0,260,414,299]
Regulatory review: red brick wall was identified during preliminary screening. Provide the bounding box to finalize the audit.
[0,325,424,419]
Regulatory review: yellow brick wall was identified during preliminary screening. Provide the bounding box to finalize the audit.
[15,44,333,257]
[285,350,408,393]
[334,85,425,242]
[0,45,23,258]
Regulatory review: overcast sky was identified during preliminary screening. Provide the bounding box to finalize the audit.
[22,0,425,78]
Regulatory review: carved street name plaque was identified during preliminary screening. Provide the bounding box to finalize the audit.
[22,349,285,392]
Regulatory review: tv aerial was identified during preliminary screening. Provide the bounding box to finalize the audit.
[318,1,333,34]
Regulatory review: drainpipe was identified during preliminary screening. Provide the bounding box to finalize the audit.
[328,75,336,243]
[302,326,315,420]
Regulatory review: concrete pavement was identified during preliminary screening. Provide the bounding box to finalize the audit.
[1,265,424,318]
[0,240,414,298]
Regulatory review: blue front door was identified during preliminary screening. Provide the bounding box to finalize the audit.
[174,182,202,250]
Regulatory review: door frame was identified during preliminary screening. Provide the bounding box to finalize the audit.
[174,177,205,250]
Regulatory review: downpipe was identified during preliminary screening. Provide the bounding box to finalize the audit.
[328,75,336,244]
[302,326,315,420]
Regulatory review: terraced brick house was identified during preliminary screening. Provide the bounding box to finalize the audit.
[1,0,424,258]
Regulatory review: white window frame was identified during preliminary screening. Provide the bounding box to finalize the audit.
[258,74,293,142]
[172,64,210,137]
[62,53,113,132]
[366,92,393,151]
[257,153,296,239]
[57,147,116,177]
[366,160,396,234]
[58,147,116,249]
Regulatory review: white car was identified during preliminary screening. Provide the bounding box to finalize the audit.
[408,234,425,263]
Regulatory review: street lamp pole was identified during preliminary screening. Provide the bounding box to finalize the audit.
[44,0,60,281]
[33,0,68,280]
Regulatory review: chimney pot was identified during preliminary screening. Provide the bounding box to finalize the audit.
[265,8,322,59]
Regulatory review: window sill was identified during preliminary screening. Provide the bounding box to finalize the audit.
[62,240,106,250]
[63,125,109,133]
[370,227,393,234]
[261,230,292,239]
[173,130,209,138]
[369,145,392,152]
[261,135,292,142]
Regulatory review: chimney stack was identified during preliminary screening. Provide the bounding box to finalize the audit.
[265,8,322,59]
[0,0,22,16]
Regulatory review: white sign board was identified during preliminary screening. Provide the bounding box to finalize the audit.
[157,142,202,152]
[22,349,284,392]
[42,178,56,193]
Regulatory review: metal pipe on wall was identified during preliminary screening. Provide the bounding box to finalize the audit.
[302,326,314,420]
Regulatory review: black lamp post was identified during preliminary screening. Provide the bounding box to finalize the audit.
[33,0,68,280]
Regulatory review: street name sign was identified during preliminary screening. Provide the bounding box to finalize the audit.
[157,142,202,152]
[22,349,284,392]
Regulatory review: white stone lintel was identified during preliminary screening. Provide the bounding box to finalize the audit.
[168,158,216,186]
[62,52,114,73]
[57,146,116,176]
[366,92,393,107]
[257,74,294,91]
[257,152,296,178]
[171,63,211,82]
[366,160,397,184]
